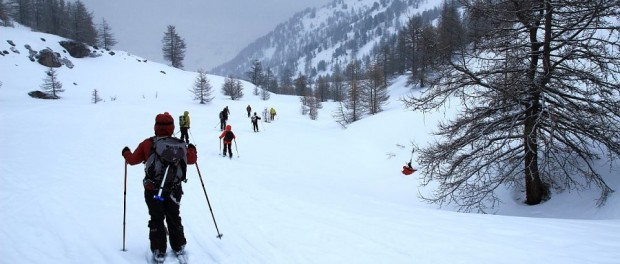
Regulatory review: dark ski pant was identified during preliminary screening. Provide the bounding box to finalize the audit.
[180,127,189,143]
[220,119,226,131]
[145,189,186,253]
[223,143,232,157]
[252,121,259,132]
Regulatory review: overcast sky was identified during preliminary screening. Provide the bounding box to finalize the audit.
[78,0,332,71]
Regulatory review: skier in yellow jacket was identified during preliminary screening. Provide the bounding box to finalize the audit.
[269,107,277,121]
[179,111,191,144]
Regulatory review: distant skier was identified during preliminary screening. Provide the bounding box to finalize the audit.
[219,106,230,131]
[269,107,277,121]
[402,161,417,175]
[218,124,236,158]
[179,111,190,144]
[263,107,270,123]
[246,104,252,118]
[251,112,261,132]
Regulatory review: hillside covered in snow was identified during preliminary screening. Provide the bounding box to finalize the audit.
[1,24,619,264]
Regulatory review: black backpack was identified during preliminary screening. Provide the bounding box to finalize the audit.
[179,115,187,127]
[143,136,188,191]
[223,131,234,142]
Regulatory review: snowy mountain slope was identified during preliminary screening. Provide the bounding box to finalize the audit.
[1,25,620,264]
[212,0,443,79]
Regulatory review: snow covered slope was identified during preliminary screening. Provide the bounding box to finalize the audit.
[1,25,619,264]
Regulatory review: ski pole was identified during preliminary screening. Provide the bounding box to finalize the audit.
[233,138,239,157]
[195,162,223,239]
[405,147,415,170]
[122,162,128,252]
[189,129,196,144]
[153,166,170,201]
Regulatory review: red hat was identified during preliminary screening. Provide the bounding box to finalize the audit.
[154,112,174,136]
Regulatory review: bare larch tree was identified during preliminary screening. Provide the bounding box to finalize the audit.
[403,0,620,212]
[221,75,244,100]
[97,18,117,49]
[191,69,214,104]
[41,67,64,99]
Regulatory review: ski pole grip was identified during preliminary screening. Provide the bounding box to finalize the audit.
[154,187,165,201]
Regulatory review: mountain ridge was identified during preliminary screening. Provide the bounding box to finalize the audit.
[211,0,441,81]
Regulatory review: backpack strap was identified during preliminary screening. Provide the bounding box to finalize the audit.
[149,136,156,153]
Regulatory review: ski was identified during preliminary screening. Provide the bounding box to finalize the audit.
[175,252,188,264]
[146,250,166,264]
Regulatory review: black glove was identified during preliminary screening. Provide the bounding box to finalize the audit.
[122,146,130,156]
[188,143,196,151]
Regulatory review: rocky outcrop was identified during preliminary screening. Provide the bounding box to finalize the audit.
[37,49,62,68]
[59,41,90,58]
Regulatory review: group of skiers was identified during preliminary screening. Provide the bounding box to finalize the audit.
[120,105,416,263]
[121,105,278,263]
[219,105,277,134]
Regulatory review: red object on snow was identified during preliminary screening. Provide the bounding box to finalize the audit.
[402,165,416,175]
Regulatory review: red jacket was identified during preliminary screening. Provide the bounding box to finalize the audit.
[218,125,235,144]
[402,165,416,175]
[124,137,197,165]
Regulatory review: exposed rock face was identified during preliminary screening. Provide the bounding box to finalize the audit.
[59,41,90,58]
[37,49,62,68]
[28,90,57,99]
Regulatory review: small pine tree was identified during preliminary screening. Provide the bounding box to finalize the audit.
[191,69,214,104]
[333,101,351,128]
[246,59,264,94]
[260,85,271,101]
[91,89,102,104]
[97,18,117,49]
[263,67,278,96]
[301,95,320,120]
[316,76,330,102]
[364,62,389,115]
[221,75,244,100]
[300,96,309,116]
[335,59,365,124]
[308,96,319,121]
[233,79,244,100]
[41,67,64,99]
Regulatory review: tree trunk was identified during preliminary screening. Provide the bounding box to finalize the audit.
[523,101,547,205]
[521,2,550,205]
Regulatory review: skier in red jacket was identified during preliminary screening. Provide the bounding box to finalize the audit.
[121,112,197,262]
[219,124,236,158]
